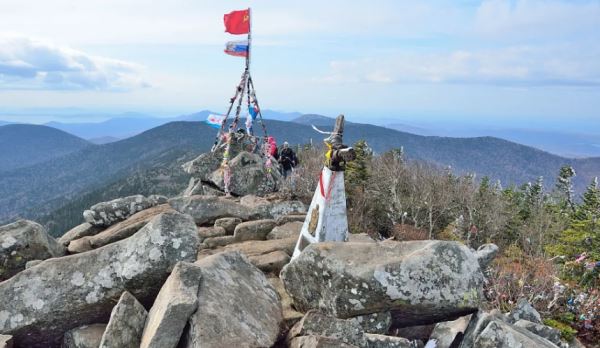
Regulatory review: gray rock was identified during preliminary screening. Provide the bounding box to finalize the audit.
[169,195,253,225]
[394,325,435,342]
[268,277,304,329]
[248,250,290,274]
[0,335,13,348]
[508,299,542,324]
[197,237,296,261]
[58,223,103,247]
[197,226,227,242]
[276,214,307,225]
[234,219,277,242]
[281,240,484,324]
[169,195,306,225]
[240,195,307,220]
[69,204,174,253]
[181,251,282,348]
[460,310,506,348]
[182,152,221,177]
[83,194,167,227]
[99,291,147,348]
[140,262,202,348]
[267,221,302,240]
[0,219,65,281]
[287,310,366,347]
[350,312,392,335]
[214,217,242,234]
[203,235,235,248]
[474,319,559,348]
[289,335,359,348]
[348,233,376,243]
[427,315,471,348]
[62,324,106,348]
[0,211,199,348]
[475,244,499,269]
[514,320,562,346]
[364,334,422,348]
[25,259,43,269]
[207,152,281,196]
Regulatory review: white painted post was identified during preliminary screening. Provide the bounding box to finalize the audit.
[292,115,355,259]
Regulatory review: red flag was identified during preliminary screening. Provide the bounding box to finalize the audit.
[224,9,250,35]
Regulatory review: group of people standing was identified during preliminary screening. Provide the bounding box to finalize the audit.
[266,136,298,179]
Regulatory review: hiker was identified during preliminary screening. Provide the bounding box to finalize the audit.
[279,141,298,179]
[267,136,279,160]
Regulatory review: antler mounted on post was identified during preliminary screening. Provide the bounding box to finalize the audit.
[292,114,356,259]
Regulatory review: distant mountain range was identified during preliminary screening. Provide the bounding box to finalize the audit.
[0,124,92,172]
[1,117,600,236]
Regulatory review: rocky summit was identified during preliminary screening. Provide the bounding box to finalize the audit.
[0,151,585,348]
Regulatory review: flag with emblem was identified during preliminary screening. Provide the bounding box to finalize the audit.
[206,114,226,128]
[224,9,250,34]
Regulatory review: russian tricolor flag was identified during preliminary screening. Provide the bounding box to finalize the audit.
[224,40,249,57]
[206,114,226,128]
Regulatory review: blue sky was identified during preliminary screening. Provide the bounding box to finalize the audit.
[0,0,599,126]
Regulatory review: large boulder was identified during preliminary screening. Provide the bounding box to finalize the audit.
[281,240,486,325]
[267,221,302,240]
[62,324,106,348]
[58,223,103,247]
[169,195,306,225]
[0,220,65,281]
[287,311,366,347]
[507,299,542,324]
[233,219,277,242]
[83,194,167,227]
[514,320,562,347]
[427,315,472,348]
[182,152,221,178]
[0,211,199,348]
[208,152,281,196]
[68,204,174,253]
[140,262,202,348]
[181,251,282,348]
[474,319,559,348]
[99,292,147,348]
[169,195,253,225]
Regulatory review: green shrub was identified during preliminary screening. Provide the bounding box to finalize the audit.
[543,319,578,341]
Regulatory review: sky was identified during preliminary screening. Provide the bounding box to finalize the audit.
[0,0,599,126]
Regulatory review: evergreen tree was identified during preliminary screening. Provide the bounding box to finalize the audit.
[345,140,372,190]
[575,177,600,222]
[556,165,576,213]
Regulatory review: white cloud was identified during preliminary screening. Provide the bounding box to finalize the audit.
[475,0,600,41]
[0,34,148,91]
[322,44,600,87]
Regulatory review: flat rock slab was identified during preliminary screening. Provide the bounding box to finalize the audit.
[0,219,65,281]
[364,333,422,348]
[248,250,290,274]
[214,217,242,234]
[197,237,296,260]
[58,223,103,247]
[197,226,227,242]
[281,240,485,325]
[350,312,392,335]
[181,251,282,348]
[290,335,359,348]
[0,212,199,348]
[84,194,167,227]
[287,311,365,347]
[427,315,471,348]
[233,219,277,242]
[267,221,302,240]
[474,319,559,348]
[99,291,147,348]
[140,262,202,348]
[69,204,174,253]
[514,320,562,347]
[63,324,107,348]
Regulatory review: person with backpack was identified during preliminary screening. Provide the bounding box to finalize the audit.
[279,141,298,179]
